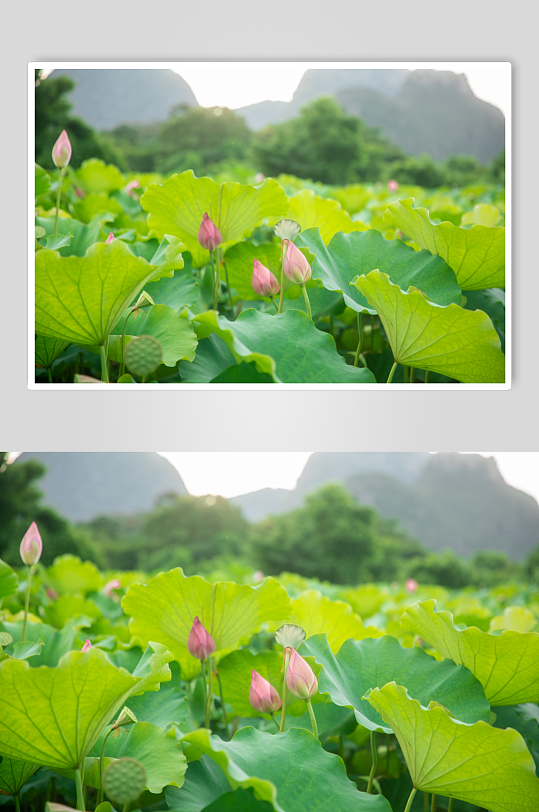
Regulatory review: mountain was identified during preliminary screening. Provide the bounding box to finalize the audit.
[235,68,409,130]
[337,70,505,163]
[231,452,429,521]
[346,453,539,560]
[49,69,199,130]
[14,452,188,522]
[236,68,504,164]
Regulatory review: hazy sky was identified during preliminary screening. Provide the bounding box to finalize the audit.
[171,62,509,115]
[158,452,538,501]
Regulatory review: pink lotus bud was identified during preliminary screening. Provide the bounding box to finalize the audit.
[254,172,265,183]
[105,232,115,244]
[250,670,282,714]
[20,522,43,566]
[74,187,86,198]
[253,570,264,583]
[52,130,72,169]
[187,616,216,661]
[406,578,418,594]
[104,578,122,597]
[252,259,280,297]
[46,588,59,600]
[198,213,222,252]
[388,179,399,192]
[125,179,141,197]
[81,639,92,652]
[284,241,311,285]
[286,649,318,700]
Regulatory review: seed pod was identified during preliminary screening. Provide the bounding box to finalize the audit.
[103,757,146,806]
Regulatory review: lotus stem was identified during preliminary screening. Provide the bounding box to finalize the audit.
[424,792,429,812]
[215,668,230,739]
[306,698,318,740]
[100,345,109,383]
[279,649,291,732]
[53,168,64,235]
[14,795,20,812]
[424,370,430,383]
[97,726,115,805]
[22,565,32,642]
[300,284,312,319]
[278,240,288,314]
[269,296,278,312]
[409,367,415,383]
[201,660,208,727]
[404,788,417,812]
[386,361,398,384]
[366,730,377,793]
[74,767,84,811]
[270,712,280,730]
[205,656,213,729]
[431,793,436,812]
[447,799,454,812]
[222,259,234,316]
[354,312,363,367]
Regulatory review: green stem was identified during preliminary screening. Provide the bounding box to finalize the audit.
[53,168,64,235]
[424,369,430,383]
[278,240,287,314]
[47,367,53,384]
[386,361,398,384]
[205,657,213,729]
[22,565,32,642]
[14,794,20,812]
[216,669,230,739]
[385,733,390,774]
[223,260,235,317]
[279,650,291,732]
[123,803,129,812]
[366,730,377,793]
[120,308,135,378]
[402,365,408,384]
[447,799,454,812]
[354,312,363,367]
[211,249,220,310]
[431,793,436,812]
[201,660,208,728]
[409,367,415,383]
[269,296,278,312]
[300,284,312,319]
[404,788,417,812]
[424,792,429,812]
[74,766,85,811]
[98,726,115,804]
[270,711,280,730]
[100,344,109,383]
[306,698,318,740]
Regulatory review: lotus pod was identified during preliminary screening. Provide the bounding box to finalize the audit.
[125,335,162,377]
[0,632,13,647]
[103,758,146,805]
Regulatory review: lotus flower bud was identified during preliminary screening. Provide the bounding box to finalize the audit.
[125,180,141,197]
[253,570,264,583]
[252,259,280,297]
[52,130,72,169]
[406,578,418,594]
[274,219,301,241]
[105,232,115,244]
[275,624,306,650]
[187,616,216,661]
[20,522,43,566]
[104,578,122,598]
[250,670,282,714]
[46,588,59,600]
[81,639,92,652]
[254,172,265,183]
[286,649,318,700]
[198,213,222,252]
[133,291,154,310]
[114,706,137,728]
[388,179,399,192]
[284,242,311,285]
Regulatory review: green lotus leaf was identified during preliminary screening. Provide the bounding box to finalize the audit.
[9,639,45,660]
[286,189,366,243]
[35,241,171,346]
[142,171,289,267]
[352,270,505,383]
[193,309,376,384]
[180,727,391,812]
[72,194,123,223]
[489,606,538,634]
[0,616,92,667]
[143,265,199,311]
[147,234,185,275]
[384,198,505,290]
[35,213,114,258]
[401,600,539,705]
[494,704,539,771]
[0,758,39,796]
[122,569,292,680]
[461,203,503,227]
[288,591,382,652]
[126,662,188,728]
[300,633,490,733]
[35,335,70,368]
[83,722,186,793]
[40,595,101,628]
[0,559,18,601]
[45,555,103,594]
[75,159,125,194]
[364,682,539,811]
[39,233,74,251]
[166,758,267,812]
[35,163,51,197]
[295,227,461,313]
[0,644,172,770]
